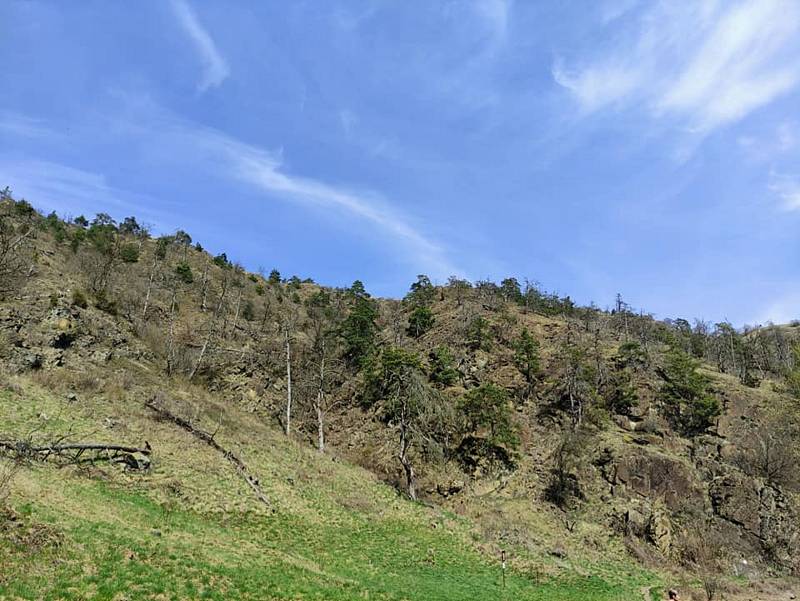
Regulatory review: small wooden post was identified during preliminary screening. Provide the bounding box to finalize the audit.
[501,549,506,589]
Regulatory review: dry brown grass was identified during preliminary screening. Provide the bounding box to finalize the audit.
[0,458,18,505]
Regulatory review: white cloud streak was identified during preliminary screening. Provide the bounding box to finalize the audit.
[473,0,512,45]
[170,0,230,92]
[0,113,57,139]
[753,290,800,325]
[119,107,461,279]
[768,171,800,211]
[209,134,460,279]
[0,159,169,226]
[553,0,800,132]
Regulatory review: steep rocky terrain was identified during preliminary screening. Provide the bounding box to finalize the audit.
[1,194,799,600]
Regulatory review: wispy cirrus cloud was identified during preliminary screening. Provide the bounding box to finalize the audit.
[0,112,57,139]
[753,288,800,324]
[185,127,460,279]
[599,0,639,24]
[553,0,800,133]
[111,101,461,279]
[169,0,229,92]
[768,170,800,211]
[0,159,170,226]
[473,0,513,46]
[738,120,797,164]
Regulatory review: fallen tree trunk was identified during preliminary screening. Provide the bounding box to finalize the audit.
[144,398,270,508]
[0,439,151,469]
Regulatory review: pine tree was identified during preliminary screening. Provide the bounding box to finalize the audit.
[340,281,379,367]
[513,328,540,398]
[658,347,720,434]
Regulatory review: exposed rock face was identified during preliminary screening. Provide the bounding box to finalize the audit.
[709,472,799,567]
[0,294,144,372]
[647,505,672,554]
[603,447,705,511]
[709,472,761,533]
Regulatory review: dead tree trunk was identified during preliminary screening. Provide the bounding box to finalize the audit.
[284,324,293,437]
[190,277,228,381]
[165,283,178,375]
[231,287,243,338]
[0,439,151,469]
[398,419,416,500]
[199,261,210,312]
[314,338,326,453]
[142,253,158,322]
[145,399,270,507]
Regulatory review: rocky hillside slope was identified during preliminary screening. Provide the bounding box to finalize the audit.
[1,193,799,599]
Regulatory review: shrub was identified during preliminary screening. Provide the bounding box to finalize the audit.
[213,253,229,268]
[175,261,194,284]
[155,237,170,260]
[513,328,540,390]
[12,199,35,217]
[119,243,140,263]
[94,289,117,315]
[45,211,67,243]
[71,289,88,308]
[407,306,435,338]
[466,316,492,351]
[604,368,638,416]
[242,300,255,321]
[429,345,458,387]
[69,228,86,253]
[458,383,518,450]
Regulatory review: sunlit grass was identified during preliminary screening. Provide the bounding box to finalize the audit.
[0,378,657,600]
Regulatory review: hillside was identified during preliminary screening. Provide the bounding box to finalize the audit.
[1,193,800,600]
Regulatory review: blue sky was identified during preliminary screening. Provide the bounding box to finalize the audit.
[1,1,799,325]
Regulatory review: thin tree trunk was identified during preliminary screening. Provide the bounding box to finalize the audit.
[231,287,243,337]
[145,399,270,507]
[142,254,158,321]
[165,283,178,375]
[316,404,325,453]
[284,325,292,437]
[398,422,416,500]
[199,262,210,312]
[190,278,227,381]
[315,338,326,453]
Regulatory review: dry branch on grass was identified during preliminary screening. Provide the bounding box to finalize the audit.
[0,439,151,470]
[145,397,271,508]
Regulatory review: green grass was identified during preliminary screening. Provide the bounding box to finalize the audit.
[0,379,658,600]
[1,477,655,600]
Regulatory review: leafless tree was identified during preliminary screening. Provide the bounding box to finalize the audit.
[0,199,36,297]
[299,296,344,453]
[199,260,210,312]
[277,307,300,437]
[734,418,799,489]
[189,274,229,380]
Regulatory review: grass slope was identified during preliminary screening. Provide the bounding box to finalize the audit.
[0,376,656,600]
